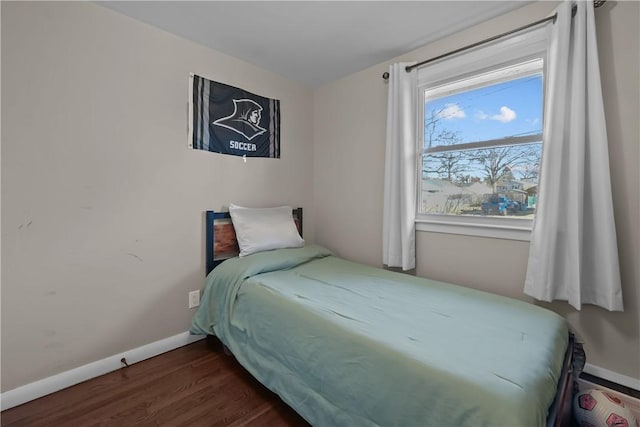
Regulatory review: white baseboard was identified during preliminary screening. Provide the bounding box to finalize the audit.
[0,332,205,411]
[584,363,640,392]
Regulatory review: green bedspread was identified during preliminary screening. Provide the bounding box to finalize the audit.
[191,245,568,427]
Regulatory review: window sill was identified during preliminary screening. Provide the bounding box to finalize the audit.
[415,214,532,241]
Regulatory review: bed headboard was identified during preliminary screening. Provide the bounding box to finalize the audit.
[205,208,303,276]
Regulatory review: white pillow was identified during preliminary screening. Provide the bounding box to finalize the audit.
[229,204,304,257]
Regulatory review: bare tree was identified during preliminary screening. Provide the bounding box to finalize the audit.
[474,145,539,193]
[423,105,542,195]
[423,108,470,182]
[517,146,542,181]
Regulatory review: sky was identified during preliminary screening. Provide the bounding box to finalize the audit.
[424,74,543,147]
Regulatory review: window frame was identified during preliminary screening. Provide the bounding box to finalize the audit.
[414,26,549,241]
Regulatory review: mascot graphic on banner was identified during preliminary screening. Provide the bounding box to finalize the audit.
[190,74,280,158]
[213,99,267,141]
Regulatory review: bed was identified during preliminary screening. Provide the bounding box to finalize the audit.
[191,207,583,427]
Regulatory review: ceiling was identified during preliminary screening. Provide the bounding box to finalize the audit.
[98,1,531,88]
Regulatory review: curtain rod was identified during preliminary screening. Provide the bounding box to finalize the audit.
[382,0,607,80]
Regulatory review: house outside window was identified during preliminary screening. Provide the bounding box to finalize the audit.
[415,26,548,240]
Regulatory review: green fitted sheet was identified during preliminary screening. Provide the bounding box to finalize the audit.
[191,245,569,427]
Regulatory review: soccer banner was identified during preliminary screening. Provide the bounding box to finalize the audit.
[189,74,280,158]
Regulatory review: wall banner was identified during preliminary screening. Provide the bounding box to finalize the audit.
[189,74,280,158]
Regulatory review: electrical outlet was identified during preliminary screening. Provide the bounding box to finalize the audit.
[188,290,200,308]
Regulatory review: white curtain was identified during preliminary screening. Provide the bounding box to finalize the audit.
[525,1,623,311]
[383,63,417,271]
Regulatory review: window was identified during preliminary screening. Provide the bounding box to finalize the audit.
[421,61,543,217]
[415,27,548,240]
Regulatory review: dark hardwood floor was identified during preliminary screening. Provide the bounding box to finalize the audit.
[1,337,310,426]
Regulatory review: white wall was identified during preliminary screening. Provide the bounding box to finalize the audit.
[313,1,640,383]
[313,70,387,267]
[1,1,314,392]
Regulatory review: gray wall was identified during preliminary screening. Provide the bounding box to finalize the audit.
[1,1,314,392]
[313,1,639,382]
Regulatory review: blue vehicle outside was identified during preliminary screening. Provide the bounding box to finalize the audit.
[481,195,519,216]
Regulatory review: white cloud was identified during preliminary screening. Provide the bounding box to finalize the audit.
[437,103,466,120]
[475,110,489,120]
[491,106,517,123]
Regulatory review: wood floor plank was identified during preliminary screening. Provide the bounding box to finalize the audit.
[1,339,310,427]
[2,342,216,425]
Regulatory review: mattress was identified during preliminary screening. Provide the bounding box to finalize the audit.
[191,245,569,427]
